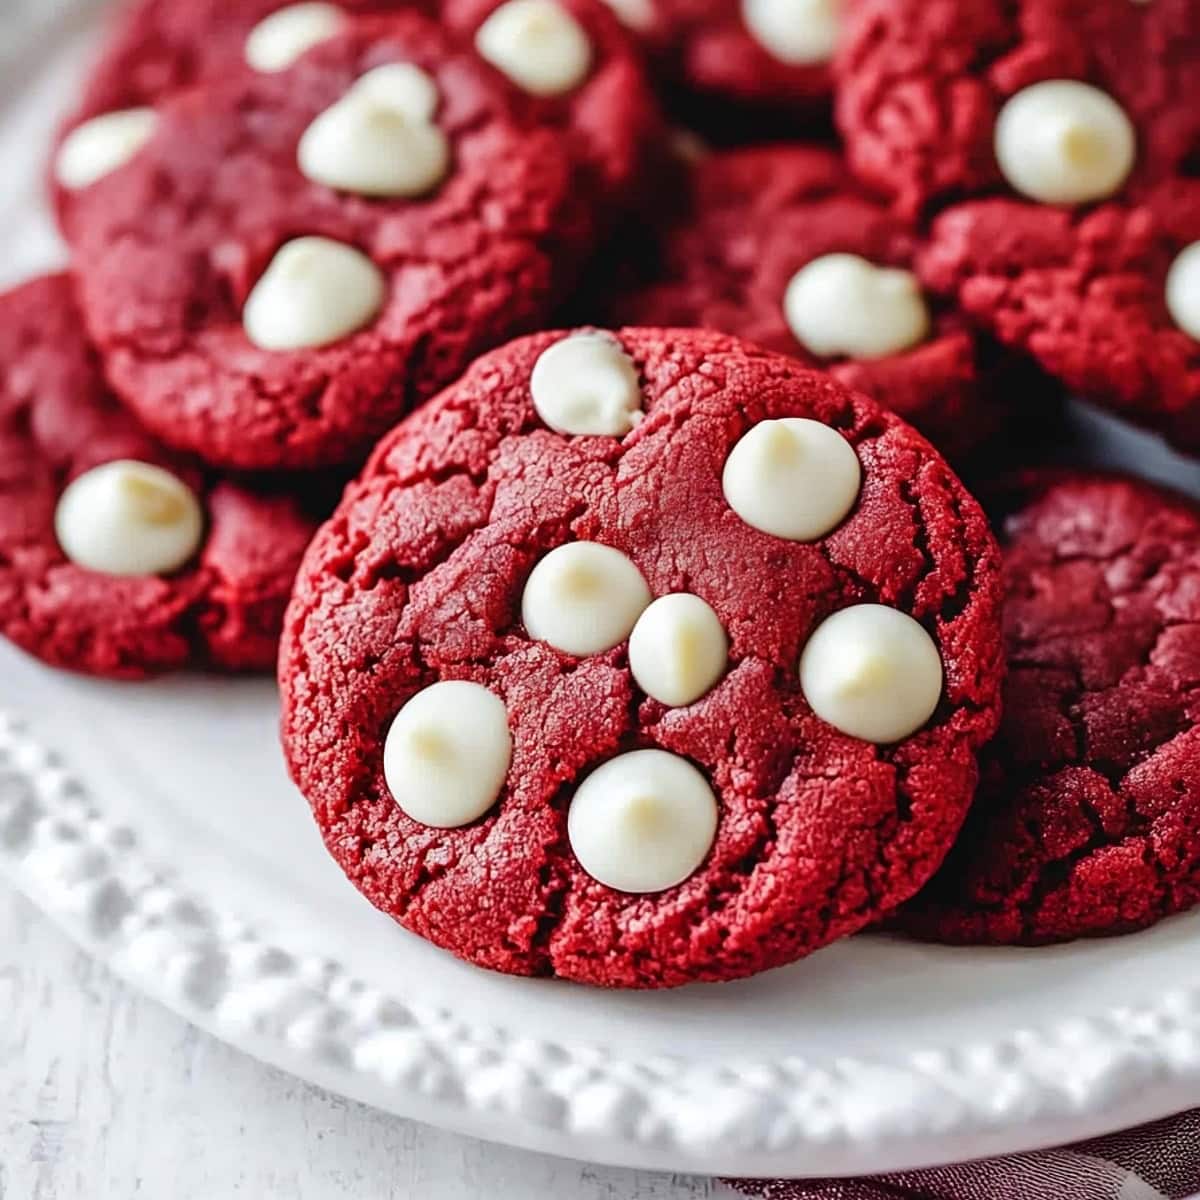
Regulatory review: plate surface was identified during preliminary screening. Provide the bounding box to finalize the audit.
[5,643,1200,1178]
[4,0,1200,1181]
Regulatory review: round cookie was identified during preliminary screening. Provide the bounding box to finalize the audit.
[608,145,1039,462]
[0,274,322,679]
[919,182,1200,454]
[837,0,1200,219]
[280,327,1004,988]
[902,473,1200,945]
[61,14,594,471]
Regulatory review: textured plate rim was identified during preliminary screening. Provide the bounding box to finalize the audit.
[2,706,1200,1178]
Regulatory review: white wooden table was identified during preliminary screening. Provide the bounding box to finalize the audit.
[0,885,719,1199]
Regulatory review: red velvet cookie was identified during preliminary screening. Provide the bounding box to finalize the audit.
[0,274,321,679]
[902,473,1200,944]
[837,0,1200,220]
[61,14,593,472]
[61,0,658,216]
[280,328,1003,988]
[920,183,1200,454]
[607,145,1038,461]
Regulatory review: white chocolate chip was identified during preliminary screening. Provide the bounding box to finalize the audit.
[352,63,441,121]
[995,80,1136,205]
[383,681,513,828]
[298,64,450,198]
[245,2,346,72]
[299,110,448,197]
[55,109,158,190]
[567,749,717,893]
[54,460,204,578]
[598,0,654,31]
[784,254,931,360]
[740,0,841,65]
[1166,241,1200,341]
[628,594,728,707]
[799,604,943,744]
[530,333,643,436]
[722,418,861,542]
[243,237,385,351]
[522,542,651,656]
[475,0,593,97]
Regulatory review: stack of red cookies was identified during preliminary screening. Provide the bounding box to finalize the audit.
[4,0,1200,987]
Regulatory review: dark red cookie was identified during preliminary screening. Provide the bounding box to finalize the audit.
[919,183,1200,454]
[0,274,322,679]
[836,0,1200,219]
[280,328,1003,988]
[63,14,594,471]
[607,145,1038,461]
[902,473,1200,944]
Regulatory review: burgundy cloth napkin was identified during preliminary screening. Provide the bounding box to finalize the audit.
[725,1109,1200,1200]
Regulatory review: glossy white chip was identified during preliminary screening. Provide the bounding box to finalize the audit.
[628,594,728,707]
[55,460,204,578]
[722,418,861,542]
[995,80,1136,205]
[531,333,643,436]
[476,0,593,96]
[245,3,346,72]
[784,254,931,360]
[522,542,651,656]
[243,237,385,351]
[568,750,718,892]
[1166,241,1200,341]
[56,109,158,190]
[741,0,841,65]
[298,64,450,198]
[799,604,943,744]
[383,681,513,828]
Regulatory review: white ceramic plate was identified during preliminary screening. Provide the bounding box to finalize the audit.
[5,1,1200,1182]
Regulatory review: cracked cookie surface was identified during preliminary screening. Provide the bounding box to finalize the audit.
[902,472,1200,944]
[63,14,594,471]
[836,0,1200,219]
[279,328,1003,988]
[0,274,320,678]
[919,184,1200,454]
